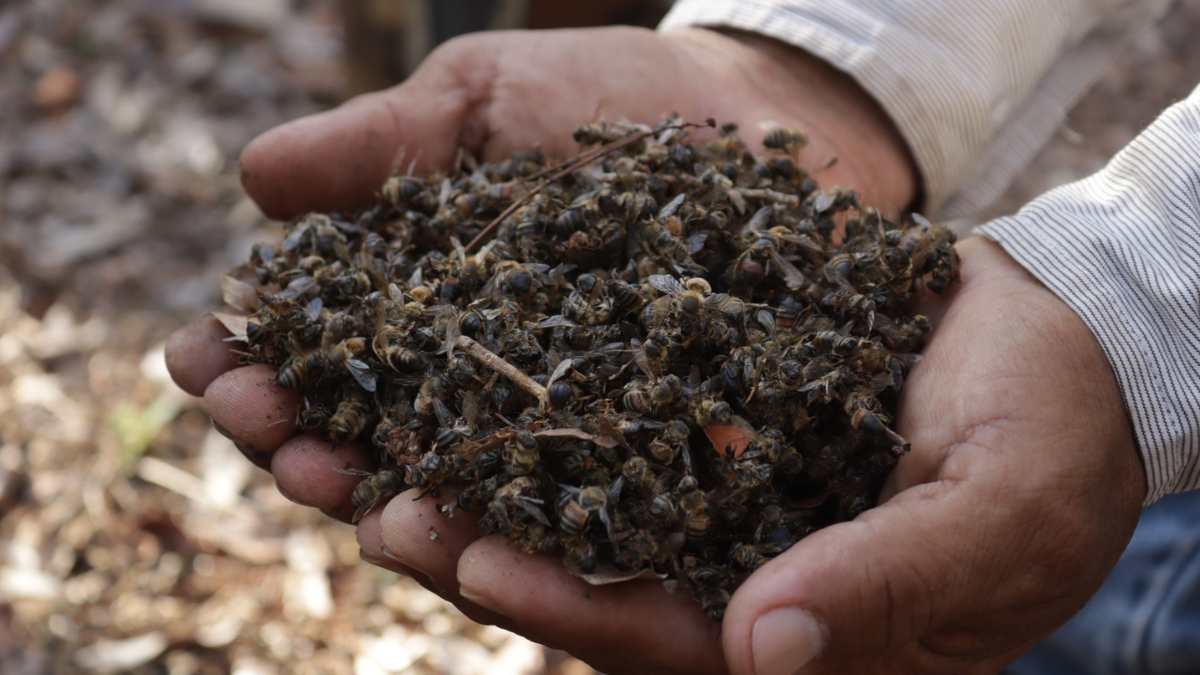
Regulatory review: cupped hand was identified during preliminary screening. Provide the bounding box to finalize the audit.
[166,25,1144,675]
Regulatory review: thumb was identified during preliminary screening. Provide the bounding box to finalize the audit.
[722,478,1015,675]
[239,37,501,220]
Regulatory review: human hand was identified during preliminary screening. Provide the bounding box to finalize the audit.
[166,25,1144,675]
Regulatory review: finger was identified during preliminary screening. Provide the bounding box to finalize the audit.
[358,492,511,628]
[376,488,483,593]
[356,507,436,582]
[721,478,1032,675]
[457,536,726,675]
[271,436,376,523]
[239,33,509,219]
[203,364,301,469]
[165,314,242,397]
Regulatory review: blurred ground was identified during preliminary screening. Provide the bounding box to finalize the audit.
[0,0,1198,673]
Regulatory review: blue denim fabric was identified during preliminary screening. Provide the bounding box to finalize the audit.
[1009,490,1200,675]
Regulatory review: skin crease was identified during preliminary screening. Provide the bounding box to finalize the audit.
[164,26,1146,675]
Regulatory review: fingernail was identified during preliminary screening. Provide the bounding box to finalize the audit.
[212,420,233,439]
[275,480,305,506]
[752,608,825,675]
[380,542,444,594]
[458,585,505,615]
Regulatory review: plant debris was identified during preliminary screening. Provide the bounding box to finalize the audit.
[230,116,960,621]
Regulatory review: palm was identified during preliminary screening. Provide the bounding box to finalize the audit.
[241,26,913,221]
[717,237,1144,674]
[167,26,1144,675]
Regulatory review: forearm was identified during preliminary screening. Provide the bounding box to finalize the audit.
[661,0,1172,218]
[979,84,1200,503]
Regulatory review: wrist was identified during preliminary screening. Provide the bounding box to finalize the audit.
[663,27,919,215]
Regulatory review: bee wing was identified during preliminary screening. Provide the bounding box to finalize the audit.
[768,250,808,290]
[440,310,461,357]
[811,191,836,214]
[546,357,576,389]
[658,193,687,219]
[686,231,709,255]
[910,212,934,228]
[433,398,455,428]
[281,275,316,300]
[333,467,374,477]
[388,282,406,304]
[281,220,312,252]
[628,338,658,379]
[305,297,323,322]
[352,497,383,524]
[756,309,777,339]
[743,206,773,235]
[345,359,378,393]
[449,236,466,262]
[477,238,501,260]
[538,315,578,329]
[648,274,684,297]
[773,232,824,258]
[726,185,747,214]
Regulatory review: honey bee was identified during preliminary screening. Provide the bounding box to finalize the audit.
[621,456,657,497]
[406,451,459,491]
[730,222,810,290]
[607,278,646,313]
[381,175,425,207]
[346,468,406,523]
[503,430,539,476]
[486,476,554,550]
[612,528,665,571]
[573,121,628,146]
[693,398,733,427]
[558,485,612,538]
[329,389,372,443]
[276,353,326,390]
[564,539,599,575]
[807,330,859,356]
[762,127,807,151]
[819,288,877,328]
[844,392,890,438]
[677,476,713,542]
[298,397,331,433]
[873,313,930,352]
[776,296,802,330]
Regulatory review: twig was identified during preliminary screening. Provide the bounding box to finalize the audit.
[463,119,712,253]
[736,187,801,207]
[455,336,547,400]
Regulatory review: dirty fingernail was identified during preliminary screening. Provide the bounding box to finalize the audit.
[752,608,825,675]
[458,585,505,616]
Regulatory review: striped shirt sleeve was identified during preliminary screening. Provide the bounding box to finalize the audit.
[658,0,1173,220]
[978,85,1200,504]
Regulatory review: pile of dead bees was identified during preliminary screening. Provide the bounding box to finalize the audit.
[220,116,959,620]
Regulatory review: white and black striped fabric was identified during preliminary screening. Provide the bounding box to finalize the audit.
[980,86,1200,503]
[661,0,1200,501]
[659,0,1173,219]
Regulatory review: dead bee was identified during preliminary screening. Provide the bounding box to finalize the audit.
[503,430,539,476]
[329,389,372,443]
[558,485,612,538]
[346,468,406,523]
[298,397,331,433]
[573,121,628,146]
[762,127,807,151]
[276,353,326,390]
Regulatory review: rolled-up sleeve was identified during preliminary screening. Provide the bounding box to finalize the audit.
[979,85,1200,504]
[659,0,1173,219]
